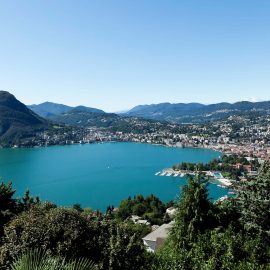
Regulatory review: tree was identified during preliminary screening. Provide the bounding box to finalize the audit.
[106,223,149,270]
[0,182,17,237]
[152,176,220,269]
[0,205,100,268]
[236,162,270,240]
[117,194,168,225]
[170,176,217,247]
[72,203,83,212]
[133,203,147,216]
[19,190,40,211]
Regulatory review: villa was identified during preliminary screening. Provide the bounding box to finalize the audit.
[142,222,174,252]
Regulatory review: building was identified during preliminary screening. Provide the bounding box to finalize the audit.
[166,207,177,218]
[142,222,174,252]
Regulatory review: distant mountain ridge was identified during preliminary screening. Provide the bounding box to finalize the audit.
[28,102,104,118]
[70,106,104,114]
[0,91,48,145]
[29,99,270,125]
[49,111,122,128]
[125,101,270,123]
[28,102,73,118]
[48,108,169,134]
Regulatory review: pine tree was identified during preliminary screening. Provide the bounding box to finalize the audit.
[0,182,16,236]
[170,176,217,249]
[236,162,270,240]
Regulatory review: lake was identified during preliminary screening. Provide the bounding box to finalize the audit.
[0,142,227,211]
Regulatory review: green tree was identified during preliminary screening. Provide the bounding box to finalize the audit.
[72,203,83,212]
[107,223,148,270]
[0,182,17,237]
[151,176,219,269]
[170,176,217,247]
[133,203,147,216]
[20,190,40,211]
[0,205,100,268]
[236,162,270,240]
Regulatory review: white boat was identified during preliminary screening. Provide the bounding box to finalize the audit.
[166,173,172,176]
[155,172,160,176]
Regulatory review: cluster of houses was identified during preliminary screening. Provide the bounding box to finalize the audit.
[111,129,270,161]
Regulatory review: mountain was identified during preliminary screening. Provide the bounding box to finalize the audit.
[125,101,270,123]
[0,91,48,145]
[28,102,73,118]
[48,108,169,134]
[70,106,104,114]
[49,110,127,128]
[28,102,104,118]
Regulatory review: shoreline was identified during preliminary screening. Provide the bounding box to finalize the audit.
[2,140,223,159]
[2,139,224,155]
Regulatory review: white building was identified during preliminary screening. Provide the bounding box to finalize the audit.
[142,222,174,252]
[166,207,177,218]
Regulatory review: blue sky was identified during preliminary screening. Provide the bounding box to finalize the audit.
[0,0,269,112]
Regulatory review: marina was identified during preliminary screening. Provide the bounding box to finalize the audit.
[155,168,233,188]
[154,169,187,178]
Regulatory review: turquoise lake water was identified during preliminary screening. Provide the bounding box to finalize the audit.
[0,142,227,211]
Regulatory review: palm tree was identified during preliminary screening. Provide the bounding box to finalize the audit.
[11,249,96,270]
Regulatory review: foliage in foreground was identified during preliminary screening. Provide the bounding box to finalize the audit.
[0,203,149,270]
[11,249,96,270]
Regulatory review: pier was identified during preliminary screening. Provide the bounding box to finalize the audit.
[155,168,233,188]
[154,168,191,178]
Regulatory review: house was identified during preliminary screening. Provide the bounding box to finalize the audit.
[131,215,150,225]
[166,207,177,218]
[142,222,174,252]
[131,215,141,223]
[137,219,150,226]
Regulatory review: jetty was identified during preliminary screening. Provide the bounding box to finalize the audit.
[155,168,233,188]
[155,168,188,178]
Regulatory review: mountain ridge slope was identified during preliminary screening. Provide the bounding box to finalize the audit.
[0,91,48,145]
[124,101,270,123]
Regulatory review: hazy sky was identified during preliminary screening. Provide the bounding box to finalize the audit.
[0,0,269,112]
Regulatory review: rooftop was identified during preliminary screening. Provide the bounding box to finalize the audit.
[142,222,173,242]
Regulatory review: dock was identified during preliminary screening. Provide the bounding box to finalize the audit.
[155,168,187,178]
[154,169,233,188]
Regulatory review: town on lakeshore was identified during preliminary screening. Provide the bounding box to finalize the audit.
[8,113,270,162]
